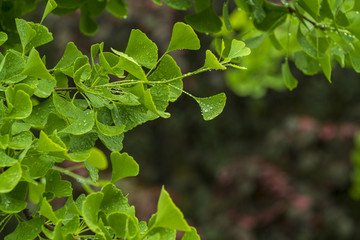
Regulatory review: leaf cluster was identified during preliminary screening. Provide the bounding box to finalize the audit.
[0,1,252,238]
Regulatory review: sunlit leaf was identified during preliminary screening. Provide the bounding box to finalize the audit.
[41,0,58,24]
[153,186,191,231]
[111,152,139,182]
[125,29,158,69]
[86,147,108,170]
[0,162,22,193]
[167,22,200,52]
[195,93,226,121]
[203,50,226,70]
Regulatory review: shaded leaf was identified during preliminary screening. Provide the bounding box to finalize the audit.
[4,217,44,240]
[185,6,222,33]
[281,59,298,90]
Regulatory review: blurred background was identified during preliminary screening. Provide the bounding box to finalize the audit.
[28,1,360,239]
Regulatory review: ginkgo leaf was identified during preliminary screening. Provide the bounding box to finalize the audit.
[281,59,298,91]
[111,152,139,182]
[41,0,57,24]
[203,50,226,70]
[195,93,226,121]
[153,186,191,231]
[167,22,200,52]
[125,29,158,69]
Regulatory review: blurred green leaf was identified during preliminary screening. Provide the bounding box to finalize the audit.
[0,182,27,213]
[82,192,104,233]
[182,227,201,240]
[86,147,108,170]
[163,0,191,10]
[185,6,222,33]
[281,59,298,90]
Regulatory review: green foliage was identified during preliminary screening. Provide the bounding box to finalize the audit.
[0,1,249,239]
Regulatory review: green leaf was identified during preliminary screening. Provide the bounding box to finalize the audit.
[195,93,226,121]
[281,59,298,91]
[149,55,183,102]
[203,50,226,70]
[40,198,58,223]
[7,90,32,119]
[107,0,128,18]
[38,130,67,152]
[8,131,33,150]
[153,186,191,231]
[152,0,163,6]
[45,170,72,198]
[163,0,191,10]
[297,0,320,20]
[185,6,222,33]
[11,122,31,135]
[294,51,320,75]
[84,161,99,182]
[96,113,125,136]
[23,48,55,80]
[194,0,210,12]
[107,213,139,239]
[4,217,44,240]
[111,49,147,80]
[252,2,288,31]
[97,132,124,152]
[100,184,131,214]
[0,150,17,167]
[0,182,28,213]
[86,147,108,170]
[125,29,158,69]
[142,89,170,118]
[41,0,58,24]
[0,32,8,46]
[167,22,200,52]
[297,25,317,58]
[15,18,36,52]
[1,50,25,81]
[182,227,201,240]
[60,110,95,135]
[0,162,22,193]
[21,155,55,179]
[227,39,251,59]
[111,152,139,182]
[34,79,56,98]
[82,192,104,234]
[54,42,84,72]
[223,1,232,31]
[319,53,332,83]
[80,13,98,35]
